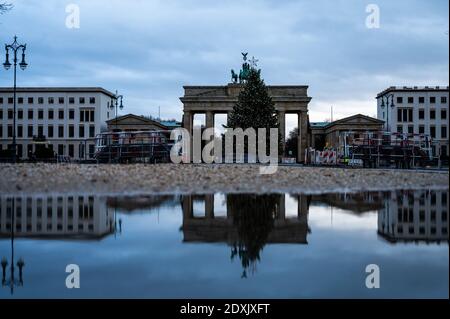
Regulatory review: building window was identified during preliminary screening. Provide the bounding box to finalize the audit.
[58,144,64,156]
[8,97,13,104]
[38,109,44,120]
[7,125,13,137]
[68,144,74,157]
[48,125,54,138]
[419,109,425,120]
[408,126,414,134]
[89,144,95,158]
[28,109,33,120]
[396,97,403,104]
[441,109,447,120]
[28,97,34,104]
[0,97,3,104]
[89,125,95,138]
[69,97,75,104]
[8,109,13,119]
[79,125,85,138]
[18,97,24,104]
[407,97,413,104]
[27,125,33,138]
[38,97,44,104]
[0,109,2,119]
[38,125,44,137]
[48,97,54,104]
[18,109,23,120]
[79,109,94,122]
[48,109,54,119]
[69,109,75,120]
[89,97,96,104]
[430,109,436,120]
[419,97,425,104]
[58,109,64,119]
[442,126,447,139]
[79,97,85,104]
[441,96,447,104]
[397,125,403,133]
[58,125,64,138]
[430,96,436,104]
[419,125,425,134]
[69,125,74,138]
[430,126,436,138]
[397,108,413,122]
[17,125,23,138]
[0,125,2,138]
[58,97,65,104]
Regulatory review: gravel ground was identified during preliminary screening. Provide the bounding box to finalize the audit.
[0,163,448,195]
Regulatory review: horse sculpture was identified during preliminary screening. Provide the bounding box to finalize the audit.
[231,69,238,83]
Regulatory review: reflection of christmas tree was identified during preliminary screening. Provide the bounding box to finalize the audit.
[228,194,280,278]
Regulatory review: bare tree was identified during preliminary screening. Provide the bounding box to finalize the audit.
[0,2,13,15]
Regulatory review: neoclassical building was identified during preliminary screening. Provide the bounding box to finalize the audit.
[180,84,312,163]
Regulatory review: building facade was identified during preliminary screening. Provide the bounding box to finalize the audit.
[0,87,115,160]
[376,86,449,157]
[310,114,384,150]
[181,84,312,163]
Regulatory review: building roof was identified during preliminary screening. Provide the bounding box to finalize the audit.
[310,122,329,128]
[376,86,449,98]
[0,87,116,98]
[311,114,384,131]
[106,113,181,130]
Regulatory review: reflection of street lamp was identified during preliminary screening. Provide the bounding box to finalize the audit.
[380,93,395,131]
[108,90,124,131]
[3,36,28,163]
[2,198,25,295]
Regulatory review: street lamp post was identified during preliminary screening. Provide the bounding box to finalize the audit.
[380,93,395,132]
[108,90,124,131]
[3,36,28,163]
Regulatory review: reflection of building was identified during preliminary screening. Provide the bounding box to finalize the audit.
[181,194,309,244]
[378,190,449,243]
[107,195,180,212]
[0,195,114,239]
[311,192,385,213]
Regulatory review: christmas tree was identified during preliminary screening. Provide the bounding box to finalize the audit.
[227,67,281,156]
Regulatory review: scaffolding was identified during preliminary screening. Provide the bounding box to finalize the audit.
[92,130,173,163]
[338,131,445,168]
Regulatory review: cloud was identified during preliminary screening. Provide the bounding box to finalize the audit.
[0,0,448,122]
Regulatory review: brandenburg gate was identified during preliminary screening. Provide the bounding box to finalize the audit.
[180,84,311,163]
[180,54,312,163]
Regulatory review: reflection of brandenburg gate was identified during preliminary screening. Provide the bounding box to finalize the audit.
[181,194,309,243]
[180,84,312,162]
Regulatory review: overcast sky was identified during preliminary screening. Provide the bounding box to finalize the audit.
[0,0,448,131]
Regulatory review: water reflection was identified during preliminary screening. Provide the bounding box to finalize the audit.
[181,194,309,278]
[0,189,448,296]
